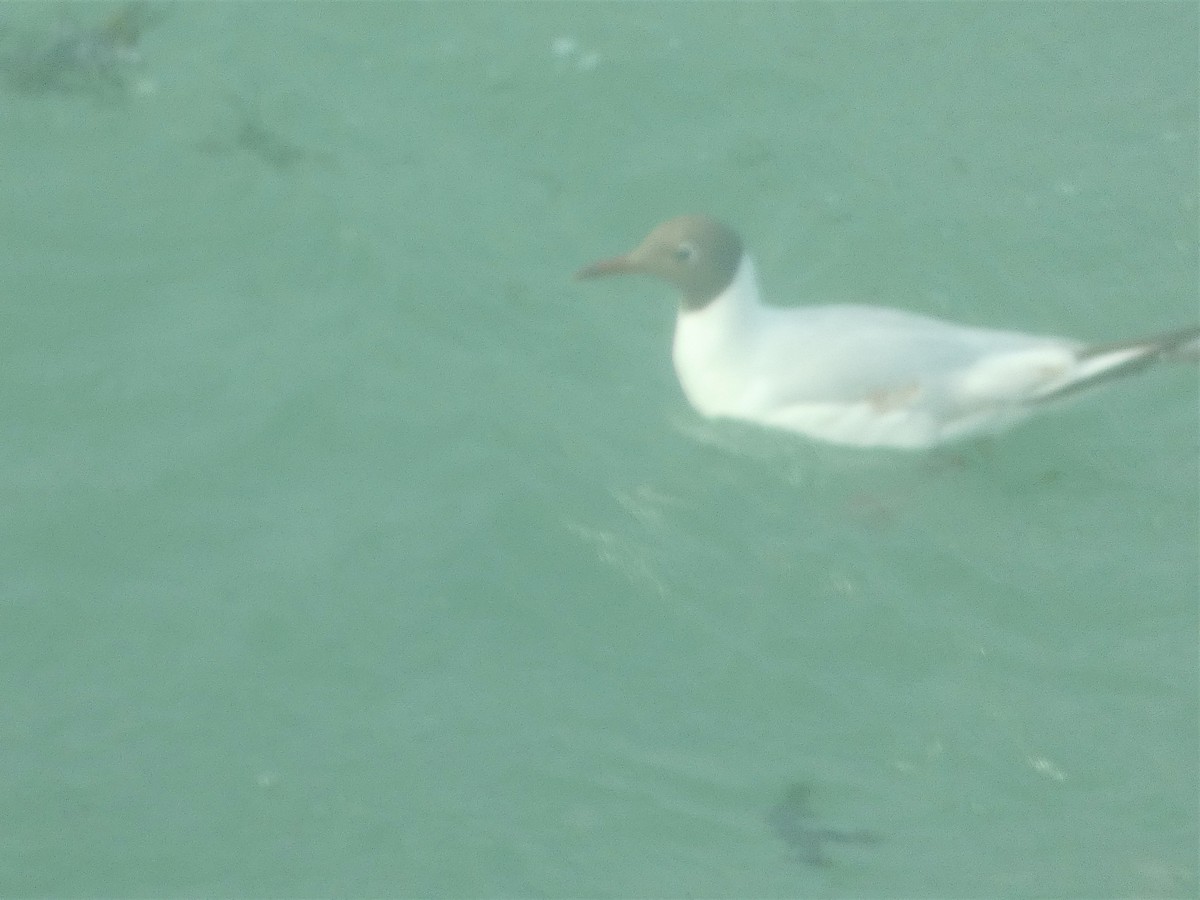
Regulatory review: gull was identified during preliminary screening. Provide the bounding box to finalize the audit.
[577,215,1199,449]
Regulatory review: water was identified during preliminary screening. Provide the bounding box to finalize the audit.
[1,2,1197,897]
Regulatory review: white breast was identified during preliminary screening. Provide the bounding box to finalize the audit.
[671,255,766,418]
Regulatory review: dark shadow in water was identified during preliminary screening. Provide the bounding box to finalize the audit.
[195,93,335,171]
[766,782,881,867]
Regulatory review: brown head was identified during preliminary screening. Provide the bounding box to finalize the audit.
[575,215,744,311]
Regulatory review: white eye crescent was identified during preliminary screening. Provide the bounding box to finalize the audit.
[673,241,697,263]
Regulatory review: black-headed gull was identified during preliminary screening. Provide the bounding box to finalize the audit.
[577,215,1199,449]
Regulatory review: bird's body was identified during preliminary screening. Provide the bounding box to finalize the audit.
[577,215,1198,450]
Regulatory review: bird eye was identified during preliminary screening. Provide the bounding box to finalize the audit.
[673,241,697,263]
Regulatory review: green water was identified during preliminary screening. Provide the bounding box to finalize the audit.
[1,2,1197,897]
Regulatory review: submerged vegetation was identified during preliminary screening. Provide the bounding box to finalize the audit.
[0,2,325,169]
[0,1,164,100]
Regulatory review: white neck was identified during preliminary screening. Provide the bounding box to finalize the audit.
[671,254,764,417]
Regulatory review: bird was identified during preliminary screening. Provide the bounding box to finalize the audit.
[576,215,1199,449]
